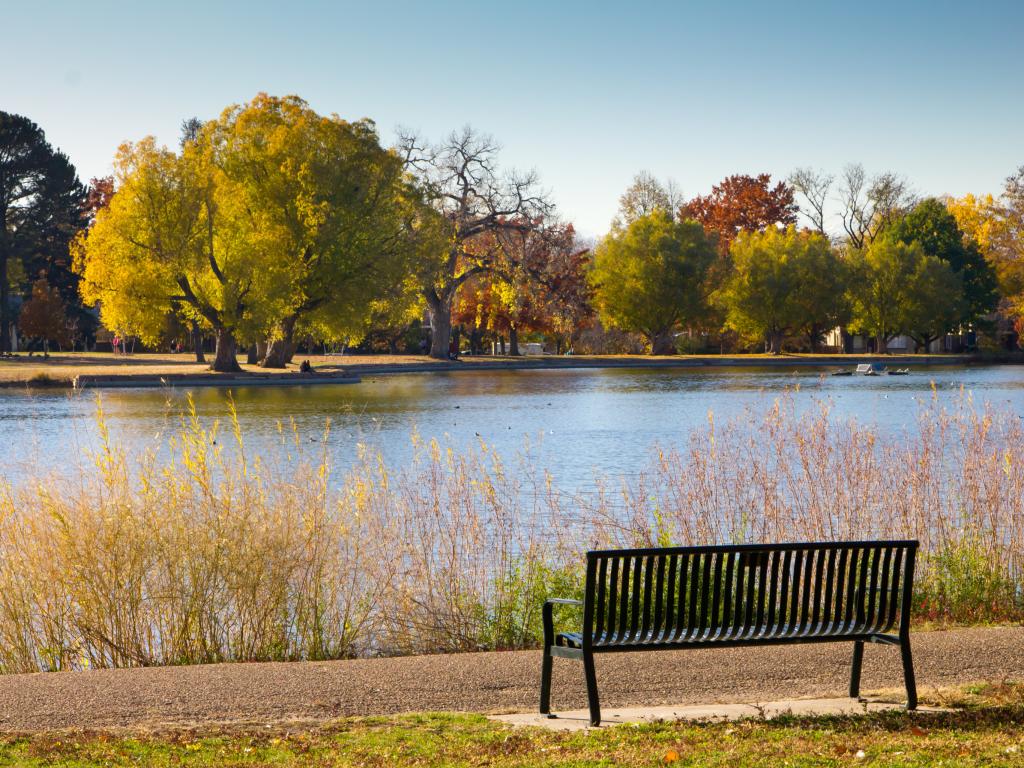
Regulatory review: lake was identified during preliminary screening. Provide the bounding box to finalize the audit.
[1,365,1023,487]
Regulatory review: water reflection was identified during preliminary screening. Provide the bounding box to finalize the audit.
[1,365,1022,489]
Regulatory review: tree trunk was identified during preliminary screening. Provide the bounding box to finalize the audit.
[509,326,520,356]
[651,330,675,355]
[284,339,299,365]
[211,327,242,372]
[261,315,298,369]
[426,293,452,360]
[876,334,888,354]
[191,321,206,364]
[767,331,784,355]
[246,344,259,365]
[499,335,506,355]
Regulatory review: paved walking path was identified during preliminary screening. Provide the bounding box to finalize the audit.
[0,627,1019,732]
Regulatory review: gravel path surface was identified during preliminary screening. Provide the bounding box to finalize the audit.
[0,627,1020,732]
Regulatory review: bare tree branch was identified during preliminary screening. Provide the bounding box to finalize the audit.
[789,167,832,235]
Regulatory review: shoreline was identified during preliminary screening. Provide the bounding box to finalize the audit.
[0,352,994,390]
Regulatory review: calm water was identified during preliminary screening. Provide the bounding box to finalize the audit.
[1,365,1023,486]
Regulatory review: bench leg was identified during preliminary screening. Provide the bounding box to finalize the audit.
[539,646,553,716]
[900,636,917,711]
[849,641,864,699]
[583,651,600,727]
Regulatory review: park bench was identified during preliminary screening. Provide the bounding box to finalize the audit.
[540,540,918,726]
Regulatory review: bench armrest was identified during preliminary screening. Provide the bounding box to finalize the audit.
[542,598,582,647]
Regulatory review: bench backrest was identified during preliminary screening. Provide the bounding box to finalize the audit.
[582,541,917,647]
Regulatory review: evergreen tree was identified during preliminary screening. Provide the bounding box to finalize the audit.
[0,111,87,352]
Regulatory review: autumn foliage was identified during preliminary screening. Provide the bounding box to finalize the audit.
[680,173,798,251]
[18,277,71,350]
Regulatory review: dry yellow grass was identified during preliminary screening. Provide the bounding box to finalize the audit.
[0,389,1018,674]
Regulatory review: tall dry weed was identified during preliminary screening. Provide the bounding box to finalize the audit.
[0,389,1020,673]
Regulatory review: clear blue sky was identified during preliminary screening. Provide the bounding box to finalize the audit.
[3,0,1022,236]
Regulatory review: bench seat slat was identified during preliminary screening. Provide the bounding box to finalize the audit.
[556,619,883,650]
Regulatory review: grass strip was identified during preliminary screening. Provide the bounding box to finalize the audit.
[3,684,1024,767]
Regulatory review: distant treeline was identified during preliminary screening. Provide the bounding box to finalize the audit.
[2,100,1022,368]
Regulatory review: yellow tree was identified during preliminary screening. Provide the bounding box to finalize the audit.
[211,94,425,368]
[947,192,1024,329]
[720,227,846,354]
[591,210,716,354]
[73,136,280,371]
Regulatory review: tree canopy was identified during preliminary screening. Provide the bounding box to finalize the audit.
[887,197,997,326]
[846,237,965,352]
[680,173,797,253]
[591,210,716,354]
[720,227,844,354]
[208,95,425,367]
[74,135,264,370]
[74,95,423,371]
[401,127,553,359]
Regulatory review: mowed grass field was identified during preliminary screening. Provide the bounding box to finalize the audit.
[0,352,421,384]
[0,350,971,386]
[4,684,1024,767]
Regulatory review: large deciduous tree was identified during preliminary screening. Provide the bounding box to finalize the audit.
[591,210,716,355]
[948,182,1024,339]
[846,238,920,351]
[210,95,422,368]
[0,111,87,352]
[75,94,423,372]
[73,135,273,372]
[900,255,965,352]
[679,173,797,253]
[846,237,964,352]
[455,223,592,355]
[887,197,997,326]
[720,227,845,354]
[401,127,553,359]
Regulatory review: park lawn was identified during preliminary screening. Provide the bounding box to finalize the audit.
[4,684,1024,767]
[0,350,972,386]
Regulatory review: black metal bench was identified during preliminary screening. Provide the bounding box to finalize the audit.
[540,540,918,726]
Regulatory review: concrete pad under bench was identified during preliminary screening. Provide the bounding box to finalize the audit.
[492,697,949,731]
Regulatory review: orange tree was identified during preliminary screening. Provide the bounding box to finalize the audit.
[453,223,592,355]
[18,276,71,351]
[680,173,797,255]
